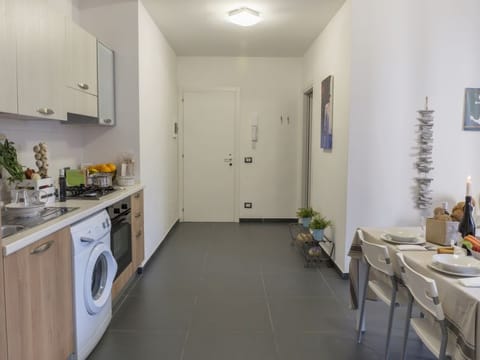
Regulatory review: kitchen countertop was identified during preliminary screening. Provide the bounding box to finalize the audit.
[1,184,144,256]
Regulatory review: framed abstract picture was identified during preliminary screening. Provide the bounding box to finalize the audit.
[464,88,480,131]
[321,75,333,150]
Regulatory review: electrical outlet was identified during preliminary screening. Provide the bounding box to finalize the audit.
[244,202,252,209]
[244,157,253,163]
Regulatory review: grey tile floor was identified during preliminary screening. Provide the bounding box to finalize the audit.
[89,222,435,360]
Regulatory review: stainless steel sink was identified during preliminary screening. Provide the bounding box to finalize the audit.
[1,225,25,238]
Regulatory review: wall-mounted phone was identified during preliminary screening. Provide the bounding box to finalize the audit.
[251,113,258,142]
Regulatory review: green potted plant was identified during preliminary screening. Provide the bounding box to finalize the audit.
[296,207,316,228]
[0,138,25,184]
[309,214,332,241]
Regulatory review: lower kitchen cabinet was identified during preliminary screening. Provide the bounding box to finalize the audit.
[112,190,144,301]
[131,190,144,270]
[3,227,74,360]
[0,251,7,360]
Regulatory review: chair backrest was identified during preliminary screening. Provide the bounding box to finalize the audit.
[357,229,394,277]
[396,253,445,321]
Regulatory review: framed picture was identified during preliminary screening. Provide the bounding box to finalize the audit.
[321,75,333,150]
[464,88,480,131]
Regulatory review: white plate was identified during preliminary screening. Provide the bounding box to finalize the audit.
[5,202,45,217]
[428,262,480,277]
[380,233,425,245]
[386,229,421,242]
[432,254,480,275]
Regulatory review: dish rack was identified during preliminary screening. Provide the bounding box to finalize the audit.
[15,178,55,204]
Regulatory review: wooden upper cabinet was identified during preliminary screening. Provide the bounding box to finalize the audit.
[4,227,74,360]
[66,20,98,96]
[0,0,18,114]
[16,0,67,120]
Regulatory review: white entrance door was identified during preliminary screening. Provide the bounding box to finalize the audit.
[183,89,236,221]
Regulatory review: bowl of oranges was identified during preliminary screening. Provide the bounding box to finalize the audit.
[87,163,117,187]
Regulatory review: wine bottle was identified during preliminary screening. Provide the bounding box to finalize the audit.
[458,196,476,237]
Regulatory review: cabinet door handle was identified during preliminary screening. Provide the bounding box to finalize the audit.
[37,108,54,115]
[136,230,143,238]
[134,193,140,199]
[102,118,112,124]
[30,240,53,255]
[134,212,142,218]
[77,82,89,90]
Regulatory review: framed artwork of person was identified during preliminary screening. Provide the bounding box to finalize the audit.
[464,88,480,131]
[321,75,333,150]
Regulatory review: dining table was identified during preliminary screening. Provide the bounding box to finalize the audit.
[349,226,480,360]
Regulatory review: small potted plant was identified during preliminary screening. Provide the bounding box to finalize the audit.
[296,207,316,228]
[309,214,332,241]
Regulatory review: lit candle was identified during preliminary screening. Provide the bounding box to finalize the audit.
[467,176,472,196]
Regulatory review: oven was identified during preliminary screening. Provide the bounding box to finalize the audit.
[107,197,132,279]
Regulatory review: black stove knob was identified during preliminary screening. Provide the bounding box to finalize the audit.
[114,208,120,214]
[121,203,128,210]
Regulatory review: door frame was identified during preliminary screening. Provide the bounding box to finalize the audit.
[302,86,314,208]
[178,87,240,222]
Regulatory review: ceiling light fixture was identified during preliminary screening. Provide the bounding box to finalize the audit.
[228,7,261,27]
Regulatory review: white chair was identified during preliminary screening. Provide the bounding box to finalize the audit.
[357,229,406,359]
[396,253,456,360]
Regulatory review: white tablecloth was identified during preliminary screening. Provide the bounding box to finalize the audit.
[349,227,480,360]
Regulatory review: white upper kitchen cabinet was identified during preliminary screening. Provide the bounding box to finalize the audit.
[16,0,67,120]
[0,0,17,114]
[66,20,98,96]
[97,41,116,126]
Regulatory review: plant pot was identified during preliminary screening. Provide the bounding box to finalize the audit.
[299,217,312,228]
[311,228,324,241]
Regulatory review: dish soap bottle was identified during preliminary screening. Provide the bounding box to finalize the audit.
[58,168,66,202]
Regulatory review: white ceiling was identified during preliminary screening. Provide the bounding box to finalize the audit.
[141,0,346,57]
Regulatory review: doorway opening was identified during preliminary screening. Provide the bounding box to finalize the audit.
[302,88,313,208]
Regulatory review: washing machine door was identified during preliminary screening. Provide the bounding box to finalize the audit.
[84,241,118,315]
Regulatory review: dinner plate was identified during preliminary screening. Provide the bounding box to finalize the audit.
[428,262,480,277]
[380,233,425,245]
[432,254,480,275]
[385,229,421,242]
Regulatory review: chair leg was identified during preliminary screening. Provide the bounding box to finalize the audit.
[384,278,397,360]
[401,293,414,360]
[357,264,370,344]
[438,320,448,360]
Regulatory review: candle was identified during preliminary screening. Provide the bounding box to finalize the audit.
[467,176,472,196]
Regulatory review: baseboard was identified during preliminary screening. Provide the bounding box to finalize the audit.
[142,219,180,269]
[239,218,297,223]
[332,261,348,279]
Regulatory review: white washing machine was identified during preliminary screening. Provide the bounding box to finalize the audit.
[71,210,117,360]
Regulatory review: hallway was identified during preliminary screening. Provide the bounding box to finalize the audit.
[89,223,434,360]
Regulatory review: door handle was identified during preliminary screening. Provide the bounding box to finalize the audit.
[224,158,233,162]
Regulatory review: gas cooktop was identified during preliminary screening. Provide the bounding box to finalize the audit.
[66,185,117,200]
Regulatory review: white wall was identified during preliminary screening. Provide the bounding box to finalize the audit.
[78,0,179,262]
[346,0,480,267]
[177,57,303,219]
[302,1,352,272]
[138,1,178,260]
[0,118,85,196]
[76,0,140,169]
